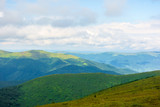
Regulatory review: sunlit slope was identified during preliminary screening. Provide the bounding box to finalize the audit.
[0,50,79,59]
[0,71,159,107]
[41,75,160,107]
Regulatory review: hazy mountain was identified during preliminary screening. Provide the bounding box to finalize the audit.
[68,52,160,72]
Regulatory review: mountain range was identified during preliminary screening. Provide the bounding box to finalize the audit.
[0,50,136,82]
[0,50,159,107]
[68,52,160,72]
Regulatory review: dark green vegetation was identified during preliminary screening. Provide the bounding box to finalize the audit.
[0,81,24,88]
[0,50,135,87]
[42,75,160,107]
[0,71,160,107]
[69,52,160,72]
[0,86,21,107]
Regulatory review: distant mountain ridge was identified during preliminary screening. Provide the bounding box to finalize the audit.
[0,50,135,82]
[67,51,160,72]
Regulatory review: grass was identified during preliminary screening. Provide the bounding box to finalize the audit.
[40,76,160,107]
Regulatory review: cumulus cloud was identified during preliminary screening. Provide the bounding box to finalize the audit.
[32,8,96,27]
[0,21,160,51]
[0,0,97,27]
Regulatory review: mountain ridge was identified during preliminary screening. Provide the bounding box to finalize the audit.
[0,50,136,81]
[0,50,79,59]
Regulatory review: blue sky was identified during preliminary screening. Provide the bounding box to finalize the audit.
[5,0,160,23]
[0,0,160,52]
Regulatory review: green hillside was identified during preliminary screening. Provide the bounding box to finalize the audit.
[42,75,160,107]
[0,71,160,107]
[0,50,135,82]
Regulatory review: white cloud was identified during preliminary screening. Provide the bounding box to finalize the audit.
[104,0,127,16]
[0,0,160,51]
[0,0,5,18]
[0,21,160,51]
[0,0,96,27]
[0,11,3,17]
[0,10,24,25]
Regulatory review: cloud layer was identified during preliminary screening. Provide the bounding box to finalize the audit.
[0,0,97,27]
[0,20,160,51]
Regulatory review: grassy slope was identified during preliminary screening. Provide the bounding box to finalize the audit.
[41,76,160,107]
[8,71,160,107]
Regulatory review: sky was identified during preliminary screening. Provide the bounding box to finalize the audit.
[0,0,160,52]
